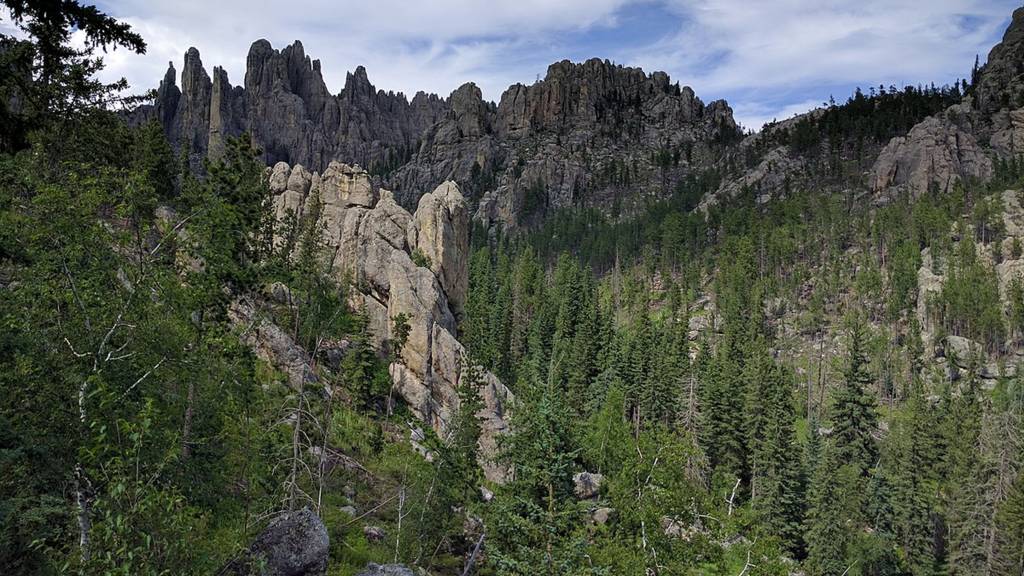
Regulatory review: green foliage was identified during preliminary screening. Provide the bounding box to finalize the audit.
[936,234,1006,349]
[991,471,1024,575]
[488,374,586,575]
[581,385,632,476]
[410,247,432,269]
[831,323,879,476]
[804,443,852,576]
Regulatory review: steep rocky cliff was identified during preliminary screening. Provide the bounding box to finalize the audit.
[259,161,512,482]
[866,8,1024,200]
[394,58,739,227]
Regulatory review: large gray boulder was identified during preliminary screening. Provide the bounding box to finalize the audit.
[220,508,328,576]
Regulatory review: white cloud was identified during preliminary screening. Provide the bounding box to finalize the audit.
[732,98,826,132]
[627,0,1019,127]
[80,0,637,100]
[4,1,1019,130]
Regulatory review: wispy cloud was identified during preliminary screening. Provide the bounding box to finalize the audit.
[626,0,1018,128]
[3,1,1018,130]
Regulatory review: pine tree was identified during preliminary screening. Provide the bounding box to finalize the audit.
[488,371,586,575]
[751,362,805,553]
[437,356,485,508]
[991,471,1024,576]
[881,392,936,576]
[831,323,879,475]
[946,373,987,575]
[582,385,632,476]
[805,442,851,576]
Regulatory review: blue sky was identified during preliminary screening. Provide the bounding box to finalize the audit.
[6,1,1020,130]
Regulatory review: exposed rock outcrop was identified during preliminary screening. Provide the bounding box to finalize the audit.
[974,7,1024,117]
[870,112,993,200]
[699,146,803,213]
[230,297,316,391]
[220,508,328,576]
[265,161,513,482]
[573,471,604,499]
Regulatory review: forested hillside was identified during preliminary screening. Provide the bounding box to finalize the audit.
[3,2,1024,576]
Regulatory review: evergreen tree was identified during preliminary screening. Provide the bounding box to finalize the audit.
[582,385,632,476]
[831,323,879,475]
[751,362,805,553]
[880,391,936,576]
[991,471,1024,576]
[488,373,587,575]
[805,442,851,576]
[437,356,485,509]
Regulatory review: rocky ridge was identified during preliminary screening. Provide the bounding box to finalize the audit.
[133,8,1024,230]
[134,40,447,174]
[137,45,739,227]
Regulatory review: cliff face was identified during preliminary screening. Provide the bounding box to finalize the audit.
[391,58,739,227]
[262,160,512,482]
[866,8,1024,200]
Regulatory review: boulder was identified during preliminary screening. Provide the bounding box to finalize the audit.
[220,508,328,576]
[588,507,615,526]
[942,335,983,367]
[363,526,386,543]
[355,565,415,576]
[661,516,692,540]
[573,472,604,499]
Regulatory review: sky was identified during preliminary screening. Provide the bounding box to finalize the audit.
[3,1,1020,130]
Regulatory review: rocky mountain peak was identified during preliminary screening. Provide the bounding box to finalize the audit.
[976,7,1024,114]
[135,42,739,223]
[446,82,492,139]
[343,65,375,101]
[495,57,729,139]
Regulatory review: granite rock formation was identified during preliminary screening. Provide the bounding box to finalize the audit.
[136,40,447,177]
[264,161,512,482]
[135,46,739,227]
[870,110,993,199]
[133,7,1024,228]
